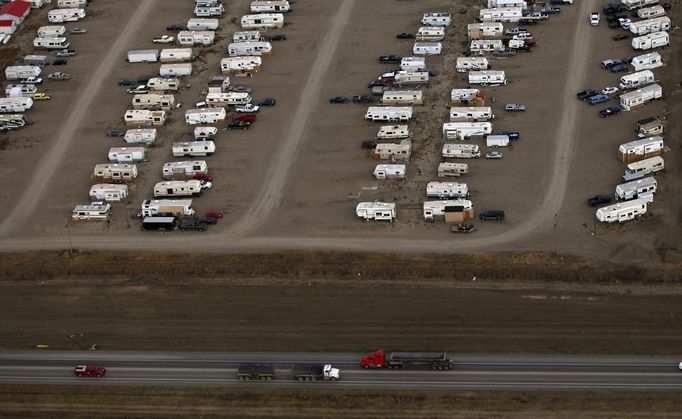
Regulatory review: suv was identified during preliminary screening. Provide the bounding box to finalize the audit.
[352,95,374,103]
[577,89,599,100]
[329,96,350,104]
[479,210,505,221]
[180,220,206,231]
[590,12,600,26]
[378,55,402,64]
[255,97,276,106]
[587,194,612,207]
[106,128,125,137]
[588,94,609,105]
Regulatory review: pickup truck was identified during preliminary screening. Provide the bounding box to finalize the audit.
[74,364,106,377]
[153,35,174,44]
[587,94,609,105]
[232,113,256,122]
[56,49,77,57]
[587,194,612,207]
[48,72,70,80]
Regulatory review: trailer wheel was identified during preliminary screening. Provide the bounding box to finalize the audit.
[266,376,272,381]
[297,376,304,381]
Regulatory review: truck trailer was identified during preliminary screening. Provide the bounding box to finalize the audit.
[361,349,454,370]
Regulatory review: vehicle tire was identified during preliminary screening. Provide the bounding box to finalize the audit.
[298,376,304,381]
[363,365,369,369]
[266,376,272,381]
[497,217,502,221]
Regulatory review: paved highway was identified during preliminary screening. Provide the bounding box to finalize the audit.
[0,351,680,390]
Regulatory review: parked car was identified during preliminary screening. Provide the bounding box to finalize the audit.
[137,75,152,84]
[352,95,374,103]
[235,103,260,113]
[541,6,561,14]
[200,217,218,225]
[52,58,67,65]
[505,27,528,35]
[492,130,520,140]
[48,72,70,80]
[618,18,631,29]
[230,85,252,93]
[485,151,503,159]
[479,210,505,221]
[587,194,612,207]
[166,24,184,32]
[396,32,414,39]
[378,55,402,64]
[227,120,251,130]
[127,85,149,94]
[32,92,51,100]
[200,180,212,189]
[610,63,628,73]
[206,210,223,219]
[600,58,622,69]
[361,140,377,150]
[195,173,213,182]
[329,96,350,104]
[518,18,538,25]
[153,35,174,44]
[255,97,276,106]
[56,49,77,57]
[599,106,621,118]
[451,222,475,233]
[603,2,625,14]
[232,113,256,122]
[590,12,600,26]
[106,128,125,137]
[69,27,87,34]
[505,103,526,112]
[269,34,287,41]
[524,39,537,47]
[577,89,599,100]
[613,33,629,41]
[118,79,136,86]
[602,86,619,95]
[588,94,610,105]
[180,220,206,231]
[20,76,42,84]
[74,365,106,378]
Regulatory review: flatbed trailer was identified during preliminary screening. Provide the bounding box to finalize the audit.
[237,364,275,380]
[361,349,454,369]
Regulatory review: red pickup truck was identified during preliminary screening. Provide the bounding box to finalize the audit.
[74,364,106,377]
[232,113,256,122]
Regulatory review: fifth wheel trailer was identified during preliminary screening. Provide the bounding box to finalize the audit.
[628,16,671,35]
[623,156,664,181]
[47,8,85,23]
[618,136,664,163]
[631,31,669,50]
[630,52,662,71]
[619,83,662,110]
[5,66,41,80]
[615,176,657,201]
[595,198,649,223]
[361,349,454,369]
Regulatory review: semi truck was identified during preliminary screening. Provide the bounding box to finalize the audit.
[236,364,340,381]
[360,349,454,370]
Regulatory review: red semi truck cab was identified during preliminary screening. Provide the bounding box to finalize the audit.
[74,364,106,377]
[360,349,386,368]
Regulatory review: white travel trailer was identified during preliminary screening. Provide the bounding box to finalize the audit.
[488,0,527,8]
[5,84,37,97]
[0,97,33,113]
[37,25,65,38]
[456,57,490,72]
[23,55,49,67]
[469,40,505,54]
[426,182,469,199]
[595,198,649,223]
[5,66,41,80]
[227,41,272,57]
[172,140,216,157]
[486,134,510,148]
[400,56,426,71]
[615,177,657,201]
[421,12,451,27]
[423,199,473,220]
[162,161,208,180]
[618,136,664,163]
[185,108,227,125]
[240,13,284,29]
[159,63,192,77]
[72,202,111,221]
[376,125,410,140]
[441,143,481,159]
[124,110,166,126]
[220,56,263,74]
[250,0,291,13]
[467,22,504,39]
[47,8,85,23]
[416,26,445,41]
[127,49,159,63]
[619,70,655,90]
[108,147,146,163]
[205,92,251,106]
[194,126,218,139]
[371,141,412,161]
[146,77,180,92]
[373,164,406,180]
[141,199,195,217]
[381,90,423,105]
[442,122,492,140]
[160,48,193,63]
[621,0,659,10]
[187,18,220,31]
[355,202,396,221]
[124,128,157,146]
[89,184,128,202]
[132,94,175,110]
[57,0,87,7]
[438,162,469,178]
[450,106,494,122]
[92,163,138,183]
[637,5,665,19]
[469,70,507,86]
[154,180,203,198]
[177,30,215,46]
[451,88,483,105]
[479,7,524,23]
[629,16,671,35]
[619,83,662,110]
[393,71,429,87]
[412,42,442,56]
[33,37,69,49]
[0,113,27,127]
[233,31,262,42]
[623,156,664,181]
[630,52,663,72]
[364,106,413,122]
[631,31,669,50]
[194,5,224,17]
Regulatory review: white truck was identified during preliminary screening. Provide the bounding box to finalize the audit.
[355,202,396,221]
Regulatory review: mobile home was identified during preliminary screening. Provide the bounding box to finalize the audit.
[47,8,85,23]
[479,7,524,23]
[177,30,215,46]
[123,109,167,126]
[185,108,227,125]
[456,57,490,72]
[373,164,406,180]
[233,31,262,42]
[364,106,413,122]
[618,136,664,163]
[631,52,662,71]
[421,12,451,26]
[595,198,649,223]
[127,49,159,63]
[108,147,146,163]
[141,199,195,217]
[467,22,504,39]
[619,70,655,90]
[159,63,192,77]
[621,0,659,10]
[172,140,216,157]
[615,177,657,201]
[153,180,203,198]
[370,141,412,161]
[442,122,492,140]
[5,66,41,80]
[160,48,193,63]
[631,31,669,50]
[637,5,665,18]
[227,41,272,57]
[451,88,484,105]
[393,71,429,87]
[240,13,284,29]
[416,26,445,41]
[220,56,263,74]
[450,106,493,122]
[186,18,220,31]
[205,92,251,106]
[619,83,662,110]
[400,56,426,71]
[355,202,396,221]
[412,42,442,56]
[89,184,128,202]
[381,90,423,105]
[623,156,664,181]
[250,0,291,13]
[194,126,218,139]
[426,182,469,199]
[124,128,157,146]
[132,94,175,110]
[469,39,505,54]
[72,202,111,221]
[162,161,208,180]
[376,125,410,140]
[92,163,138,183]
[629,16,671,35]
[437,162,469,177]
[423,199,474,220]
[146,77,180,92]
[441,143,481,159]
[37,25,65,38]
[0,97,33,113]
[469,70,507,86]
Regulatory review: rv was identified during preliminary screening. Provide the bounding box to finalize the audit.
[636,117,664,137]
[57,0,87,7]
[141,199,195,217]
[631,31,669,50]
[205,92,251,106]
[442,122,492,140]
[185,108,227,125]
[469,39,505,54]
[194,5,225,17]
[142,216,177,231]
[629,16,671,35]
[619,83,662,110]
[479,7,524,22]
[146,77,180,92]
[426,182,469,199]
[393,71,429,87]
[227,41,273,57]
[220,56,263,74]
[186,18,220,31]
[153,180,203,198]
[623,156,664,181]
[37,25,65,38]
[160,48,193,63]
[72,202,111,221]
[438,162,469,178]
[373,164,406,180]
[0,113,27,127]
[400,56,426,72]
[467,22,504,39]
[172,140,216,157]
[421,12,452,27]
[33,37,69,49]
[451,88,484,105]
[5,84,37,97]
[108,147,146,163]
[355,202,396,221]
[47,8,86,23]
[159,63,192,77]
[23,55,49,67]
[240,13,285,29]
[92,163,138,183]
[0,97,33,113]
[364,106,413,122]
[381,90,423,105]
[450,106,493,122]
[619,70,655,90]
[371,141,412,161]
[194,126,218,139]
[124,128,157,146]
[595,198,649,223]
[132,94,175,111]
[5,66,41,80]
[631,52,662,71]
[416,26,445,41]
[423,199,474,220]
[637,5,665,18]
[441,143,481,159]
[123,110,166,126]
[162,160,208,180]
[486,135,510,147]
[621,0,659,10]
[177,30,215,46]
[89,184,128,202]
[456,57,490,72]
[488,0,527,7]
[233,31,262,42]
[615,177,657,201]
[412,42,442,56]
[618,136,664,163]
[376,125,410,140]
[250,0,291,13]
[207,75,231,92]
[469,70,507,86]
[127,49,159,63]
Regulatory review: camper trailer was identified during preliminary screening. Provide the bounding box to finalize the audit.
[185,108,227,125]
[194,126,218,139]
[442,122,492,140]
[159,63,192,77]
[637,5,665,19]
[227,41,272,57]
[376,125,410,140]
[250,0,291,13]
[240,13,284,29]
[619,70,655,90]
[636,117,664,137]
[57,0,87,7]
[177,30,215,46]
[355,202,396,221]
[186,18,220,31]
[615,177,657,201]
[146,77,180,92]
[400,56,426,71]
[421,12,452,26]
[438,162,469,177]
[412,42,442,56]
[618,136,664,163]
[205,92,251,106]
[456,57,490,72]
[595,198,649,223]
[124,128,157,146]
[467,22,504,39]
[108,147,145,163]
[486,135,510,148]
[619,83,662,110]
[451,88,484,105]
[364,107,413,122]
[423,199,474,221]
[194,4,225,17]
[141,199,195,217]
[393,71,429,87]
[5,66,41,81]
[479,7,524,22]
[37,25,65,38]
[450,106,494,122]
[0,97,33,113]
[621,0,660,10]
[153,180,203,198]
[72,202,111,221]
[630,52,662,71]
[132,94,175,110]
[233,31,262,42]
[629,16,671,35]
[469,39,505,54]
[220,56,263,74]
[127,49,159,63]
[416,26,445,41]
[0,113,27,128]
[23,55,49,67]
[33,37,69,49]
[488,0,527,7]
[468,70,507,86]
[623,156,664,181]
[172,140,216,157]
[631,31,669,50]
[441,143,481,159]
[123,110,166,126]
[89,184,128,202]
[370,141,412,161]
[381,90,423,105]
[162,161,209,180]
[5,84,37,97]
[92,163,138,183]
[426,182,469,199]
[47,8,86,23]
[373,164,406,180]
[160,48,193,63]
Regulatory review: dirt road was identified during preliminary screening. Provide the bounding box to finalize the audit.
[0,0,159,238]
